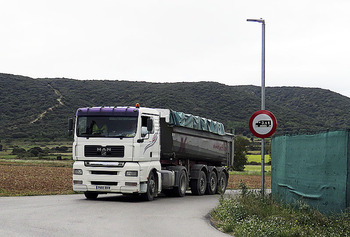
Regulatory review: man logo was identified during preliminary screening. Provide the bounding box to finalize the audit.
[97,147,111,156]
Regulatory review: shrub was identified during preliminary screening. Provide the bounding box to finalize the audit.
[51,146,68,152]
[211,185,350,236]
[28,147,44,157]
[11,147,26,155]
[233,136,249,171]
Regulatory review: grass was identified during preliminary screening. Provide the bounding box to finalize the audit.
[0,154,17,159]
[211,187,350,236]
[0,146,73,167]
[247,154,271,164]
[0,159,74,167]
[230,165,271,176]
[0,142,72,163]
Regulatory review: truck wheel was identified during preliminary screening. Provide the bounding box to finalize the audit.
[217,172,227,194]
[206,171,217,195]
[173,169,187,197]
[190,170,207,195]
[84,192,98,200]
[141,171,157,201]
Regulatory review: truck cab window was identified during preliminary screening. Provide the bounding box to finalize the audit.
[141,116,153,137]
[77,116,137,138]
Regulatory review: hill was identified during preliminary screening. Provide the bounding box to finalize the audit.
[1,73,350,140]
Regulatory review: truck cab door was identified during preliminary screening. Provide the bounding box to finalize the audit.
[138,115,160,161]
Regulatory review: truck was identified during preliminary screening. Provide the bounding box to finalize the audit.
[69,104,234,201]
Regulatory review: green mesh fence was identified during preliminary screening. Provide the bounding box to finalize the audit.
[271,130,350,214]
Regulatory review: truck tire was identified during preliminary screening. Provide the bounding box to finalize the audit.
[217,172,227,194]
[84,192,98,200]
[173,169,187,197]
[190,170,207,195]
[141,171,157,201]
[206,171,217,195]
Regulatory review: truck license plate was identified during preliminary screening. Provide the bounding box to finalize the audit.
[96,185,111,190]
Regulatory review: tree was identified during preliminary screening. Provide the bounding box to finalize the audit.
[11,147,26,155]
[28,147,44,157]
[233,136,250,171]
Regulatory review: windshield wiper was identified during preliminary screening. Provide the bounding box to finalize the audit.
[78,133,132,138]
[109,134,126,139]
[79,133,103,138]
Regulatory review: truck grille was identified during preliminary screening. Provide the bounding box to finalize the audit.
[84,145,124,157]
[91,181,118,185]
[91,171,118,175]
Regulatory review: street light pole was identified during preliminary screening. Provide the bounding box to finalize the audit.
[247,18,266,195]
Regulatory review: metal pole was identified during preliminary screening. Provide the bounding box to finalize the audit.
[261,20,265,110]
[247,18,266,195]
[261,20,265,196]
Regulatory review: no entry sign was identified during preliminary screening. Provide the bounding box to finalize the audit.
[249,110,277,138]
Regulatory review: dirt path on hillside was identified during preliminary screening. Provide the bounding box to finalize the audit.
[30,84,64,124]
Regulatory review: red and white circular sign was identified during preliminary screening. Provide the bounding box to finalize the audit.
[249,110,277,138]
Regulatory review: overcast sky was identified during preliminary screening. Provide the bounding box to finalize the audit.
[1,0,350,97]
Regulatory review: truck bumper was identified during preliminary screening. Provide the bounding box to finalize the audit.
[73,161,143,194]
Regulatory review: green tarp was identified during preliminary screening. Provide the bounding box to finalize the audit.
[272,130,350,214]
[169,110,226,135]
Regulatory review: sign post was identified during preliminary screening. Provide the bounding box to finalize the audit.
[249,110,277,194]
[247,18,272,194]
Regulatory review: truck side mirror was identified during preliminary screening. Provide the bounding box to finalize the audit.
[147,118,153,132]
[68,118,74,136]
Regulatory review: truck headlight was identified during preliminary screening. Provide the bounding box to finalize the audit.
[74,169,83,175]
[125,171,138,177]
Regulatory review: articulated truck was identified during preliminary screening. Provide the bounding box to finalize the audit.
[69,104,234,201]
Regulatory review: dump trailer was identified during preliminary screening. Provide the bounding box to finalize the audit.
[69,105,234,201]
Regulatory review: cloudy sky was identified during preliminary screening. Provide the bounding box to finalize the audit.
[1,0,350,97]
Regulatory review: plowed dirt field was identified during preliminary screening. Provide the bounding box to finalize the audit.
[0,164,271,196]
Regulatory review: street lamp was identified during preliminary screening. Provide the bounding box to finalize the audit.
[247,18,266,194]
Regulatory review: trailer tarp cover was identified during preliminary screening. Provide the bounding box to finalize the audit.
[169,110,225,135]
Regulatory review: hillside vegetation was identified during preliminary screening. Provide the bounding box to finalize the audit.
[1,73,350,140]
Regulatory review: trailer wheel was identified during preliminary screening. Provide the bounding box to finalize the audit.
[84,192,98,200]
[141,171,157,201]
[190,170,207,195]
[217,172,227,194]
[206,171,217,195]
[173,169,187,197]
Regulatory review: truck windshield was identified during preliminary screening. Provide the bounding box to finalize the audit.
[77,116,138,138]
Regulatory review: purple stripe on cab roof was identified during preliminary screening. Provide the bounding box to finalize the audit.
[76,107,139,116]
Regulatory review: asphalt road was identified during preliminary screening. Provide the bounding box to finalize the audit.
[0,192,234,237]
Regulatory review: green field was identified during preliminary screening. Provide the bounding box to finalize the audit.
[247,154,271,164]
[230,165,271,176]
[1,142,271,175]
[0,142,72,161]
